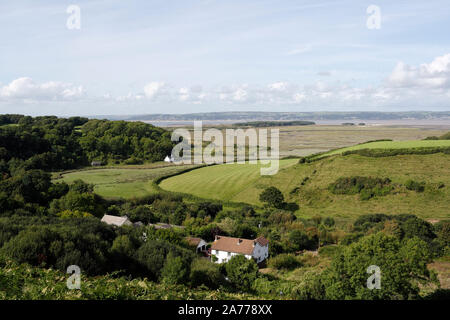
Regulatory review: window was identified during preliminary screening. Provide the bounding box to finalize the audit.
[227,252,231,257]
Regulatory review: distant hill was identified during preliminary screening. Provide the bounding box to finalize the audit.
[94,111,450,122]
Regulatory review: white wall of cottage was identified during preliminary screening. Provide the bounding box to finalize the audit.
[211,242,268,264]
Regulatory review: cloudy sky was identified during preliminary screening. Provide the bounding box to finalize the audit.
[1,0,450,116]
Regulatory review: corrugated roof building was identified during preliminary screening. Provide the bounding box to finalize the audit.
[101,215,132,227]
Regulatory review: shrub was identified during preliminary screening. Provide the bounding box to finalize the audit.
[190,259,225,289]
[341,146,450,158]
[322,233,436,299]
[318,245,342,257]
[293,271,325,300]
[1,224,112,275]
[329,176,393,200]
[123,157,143,165]
[288,230,315,251]
[56,210,93,219]
[135,240,193,281]
[259,187,284,208]
[353,214,391,232]
[225,255,259,291]
[322,217,335,228]
[268,254,301,270]
[405,179,425,192]
[161,252,190,285]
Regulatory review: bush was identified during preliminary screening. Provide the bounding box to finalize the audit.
[190,259,225,289]
[161,252,190,285]
[225,255,259,291]
[318,245,342,257]
[288,230,315,251]
[329,176,393,200]
[322,217,335,227]
[123,157,143,165]
[268,254,301,270]
[405,179,425,192]
[353,214,391,232]
[341,146,450,158]
[0,223,112,275]
[293,271,325,300]
[49,191,106,218]
[259,187,284,208]
[322,233,436,299]
[135,240,193,281]
[56,210,93,219]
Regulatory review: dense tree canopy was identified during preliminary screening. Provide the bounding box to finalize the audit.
[321,233,436,299]
[225,255,259,291]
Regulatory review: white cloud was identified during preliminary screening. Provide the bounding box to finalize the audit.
[233,87,248,101]
[179,87,190,101]
[293,93,306,102]
[286,45,312,56]
[2,54,450,114]
[387,54,450,89]
[143,81,165,99]
[0,77,84,101]
[268,82,289,91]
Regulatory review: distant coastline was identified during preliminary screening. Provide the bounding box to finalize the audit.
[94,111,450,121]
[91,111,450,128]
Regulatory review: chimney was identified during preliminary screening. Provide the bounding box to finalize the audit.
[215,235,220,241]
[237,239,242,245]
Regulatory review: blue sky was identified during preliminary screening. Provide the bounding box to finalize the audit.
[1,0,450,116]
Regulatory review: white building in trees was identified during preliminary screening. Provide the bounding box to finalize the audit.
[210,235,269,264]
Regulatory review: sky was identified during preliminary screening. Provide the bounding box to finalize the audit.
[1,0,450,116]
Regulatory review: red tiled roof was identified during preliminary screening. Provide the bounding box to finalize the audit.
[211,236,269,255]
[211,236,255,255]
[256,236,269,246]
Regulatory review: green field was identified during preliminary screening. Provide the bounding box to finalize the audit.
[160,153,450,220]
[314,139,450,158]
[55,164,197,199]
[159,159,298,202]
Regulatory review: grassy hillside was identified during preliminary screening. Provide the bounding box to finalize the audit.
[159,153,450,220]
[159,159,298,201]
[313,139,450,159]
[55,164,197,199]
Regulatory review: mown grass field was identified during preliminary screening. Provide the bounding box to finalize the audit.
[55,164,197,199]
[314,139,450,158]
[159,153,450,220]
[159,159,298,202]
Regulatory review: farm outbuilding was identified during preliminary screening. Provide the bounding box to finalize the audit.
[101,215,132,227]
[185,237,207,253]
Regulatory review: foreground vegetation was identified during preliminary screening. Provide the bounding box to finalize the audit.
[0,114,448,300]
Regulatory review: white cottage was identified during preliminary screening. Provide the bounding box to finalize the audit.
[210,235,269,264]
